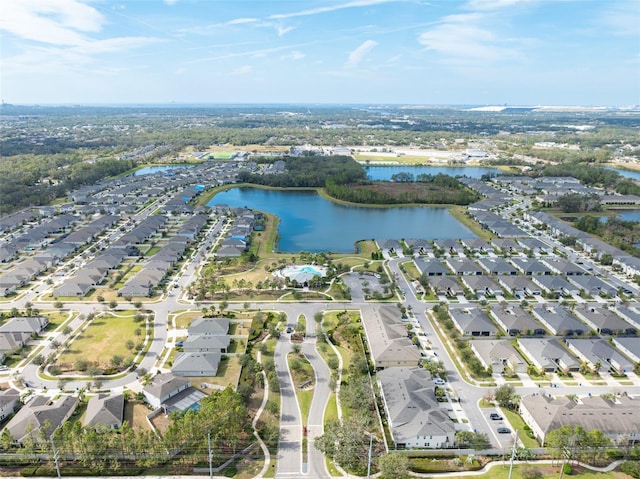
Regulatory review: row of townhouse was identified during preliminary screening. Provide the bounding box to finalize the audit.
[172,317,230,377]
[215,208,259,258]
[0,316,49,362]
[118,239,188,297]
[53,247,128,297]
[520,394,640,446]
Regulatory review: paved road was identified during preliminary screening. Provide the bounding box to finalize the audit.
[302,337,332,479]
[274,335,302,478]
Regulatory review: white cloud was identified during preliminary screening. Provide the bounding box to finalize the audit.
[599,2,640,36]
[1,0,103,46]
[281,51,305,61]
[164,0,179,4]
[464,0,532,10]
[232,65,253,75]
[347,39,378,67]
[269,0,392,20]
[228,17,259,25]
[276,25,296,37]
[418,13,519,66]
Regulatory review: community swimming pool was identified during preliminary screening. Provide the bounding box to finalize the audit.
[276,264,328,283]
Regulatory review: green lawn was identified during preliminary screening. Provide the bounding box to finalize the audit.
[433,464,618,479]
[502,409,540,449]
[324,393,339,423]
[57,312,140,371]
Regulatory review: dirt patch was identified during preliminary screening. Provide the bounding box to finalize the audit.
[123,401,153,432]
[150,411,172,434]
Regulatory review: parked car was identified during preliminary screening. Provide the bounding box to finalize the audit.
[433,378,446,386]
[490,413,502,420]
[497,427,511,434]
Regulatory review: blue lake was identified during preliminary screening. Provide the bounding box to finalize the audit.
[134,165,195,176]
[365,165,501,180]
[209,188,475,253]
[605,167,640,181]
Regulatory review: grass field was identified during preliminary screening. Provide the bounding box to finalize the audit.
[57,312,139,371]
[450,205,494,242]
[172,311,203,329]
[424,463,623,479]
[502,409,540,448]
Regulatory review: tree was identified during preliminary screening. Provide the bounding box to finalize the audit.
[494,384,519,409]
[378,453,409,479]
[455,431,491,449]
[109,300,118,309]
[315,415,378,475]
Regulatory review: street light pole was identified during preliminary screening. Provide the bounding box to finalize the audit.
[507,430,518,479]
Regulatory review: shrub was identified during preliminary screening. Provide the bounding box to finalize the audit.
[562,464,572,476]
[522,466,543,479]
[621,461,640,479]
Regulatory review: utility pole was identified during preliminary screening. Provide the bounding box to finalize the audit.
[208,433,213,479]
[507,430,518,479]
[50,434,61,479]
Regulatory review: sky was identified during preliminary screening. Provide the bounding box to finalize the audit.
[1,0,639,106]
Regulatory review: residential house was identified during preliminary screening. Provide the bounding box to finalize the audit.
[491,238,523,255]
[404,239,432,255]
[448,308,497,337]
[0,316,48,335]
[361,306,422,370]
[428,276,464,297]
[531,305,588,336]
[568,275,618,298]
[573,305,636,336]
[460,275,502,297]
[378,367,455,449]
[510,258,552,276]
[497,276,541,298]
[414,258,449,277]
[460,238,492,254]
[517,338,580,372]
[488,305,546,336]
[0,389,20,421]
[565,338,634,374]
[477,257,518,276]
[532,275,578,297]
[84,393,124,429]
[541,258,586,276]
[3,396,78,443]
[142,373,192,409]
[445,258,483,276]
[470,339,527,374]
[520,395,640,446]
[172,352,221,377]
[611,337,640,363]
[377,239,402,255]
[433,239,462,255]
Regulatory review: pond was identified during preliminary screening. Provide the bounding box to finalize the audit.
[364,165,501,180]
[134,165,195,176]
[605,167,640,182]
[209,187,475,253]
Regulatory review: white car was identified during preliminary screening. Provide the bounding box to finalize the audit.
[433,377,446,386]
